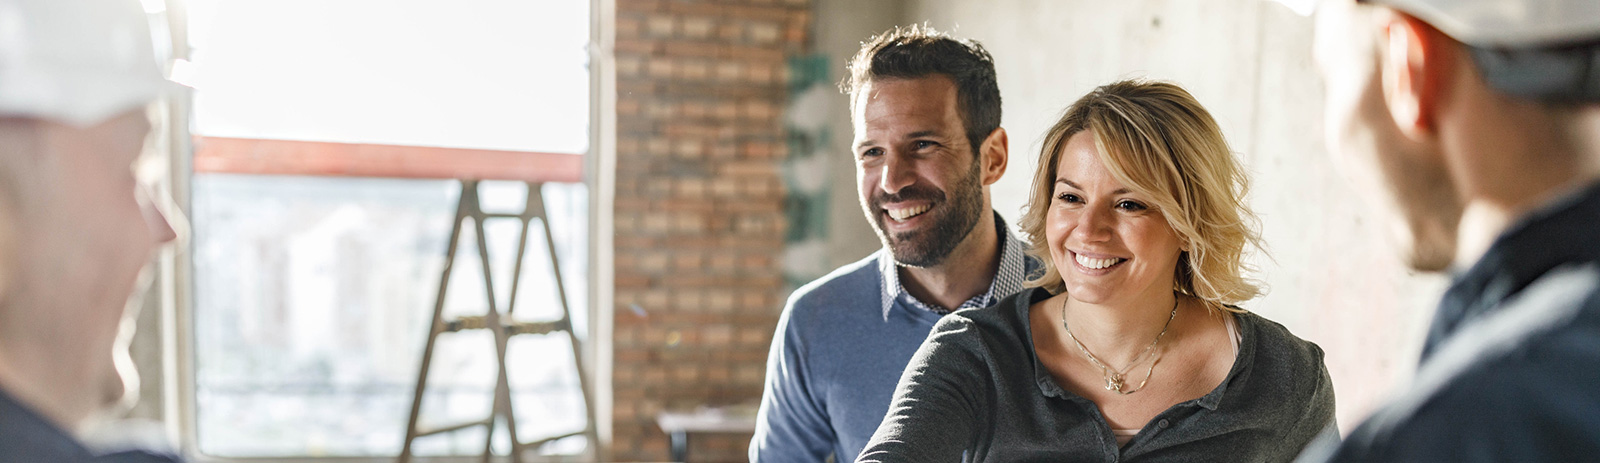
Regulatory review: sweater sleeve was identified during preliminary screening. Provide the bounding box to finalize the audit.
[1283,342,1338,457]
[855,315,990,463]
[750,298,836,463]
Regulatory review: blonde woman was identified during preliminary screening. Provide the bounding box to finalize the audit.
[857,80,1334,462]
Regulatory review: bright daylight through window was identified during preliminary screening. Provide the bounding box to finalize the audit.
[186,0,592,457]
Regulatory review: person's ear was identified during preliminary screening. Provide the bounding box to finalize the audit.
[1380,13,1449,140]
[979,127,1009,186]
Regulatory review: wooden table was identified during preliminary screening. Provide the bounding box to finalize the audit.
[656,408,758,462]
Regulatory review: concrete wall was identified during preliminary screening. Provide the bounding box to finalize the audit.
[812,0,904,270]
[809,0,1451,430]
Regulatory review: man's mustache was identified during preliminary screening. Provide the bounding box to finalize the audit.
[871,185,945,208]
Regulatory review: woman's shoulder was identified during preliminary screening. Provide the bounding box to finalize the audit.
[1233,311,1331,382]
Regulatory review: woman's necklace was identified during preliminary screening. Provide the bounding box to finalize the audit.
[1060,296,1179,395]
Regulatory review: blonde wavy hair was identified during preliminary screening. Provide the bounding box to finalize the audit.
[1019,79,1263,312]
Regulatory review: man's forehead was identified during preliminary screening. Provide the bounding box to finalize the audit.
[855,75,958,103]
[852,77,961,131]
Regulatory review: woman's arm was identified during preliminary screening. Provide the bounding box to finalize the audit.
[855,316,993,463]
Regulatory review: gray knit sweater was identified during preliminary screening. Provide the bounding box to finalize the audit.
[857,287,1335,463]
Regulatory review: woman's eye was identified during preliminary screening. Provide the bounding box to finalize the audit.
[1055,193,1081,203]
[1117,200,1147,211]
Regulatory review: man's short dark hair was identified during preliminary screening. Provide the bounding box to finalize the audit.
[842,24,1002,158]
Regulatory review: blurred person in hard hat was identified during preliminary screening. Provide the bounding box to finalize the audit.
[1303,0,1600,461]
[0,0,184,462]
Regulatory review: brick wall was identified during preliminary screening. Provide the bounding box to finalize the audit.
[611,0,811,460]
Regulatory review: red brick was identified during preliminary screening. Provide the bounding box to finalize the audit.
[717,23,744,42]
[645,14,676,37]
[746,21,781,45]
[616,0,663,12]
[742,140,775,157]
[719,161,777,176]
[714,60,744,82]
[616,16,643,39]
[679,59,710,80]
[641,289,670,311]
[675,177,707,199]
[664,1,726,17]
[663,41,722,58]
[681,16,715,39]
[711,142,739,157]
[703,324,734,346]
[747,61,776,84]
[614,39,658,55]
[678,101,707,119]
[672,290,705,312]
[738,326,769,347]
[722,4,793,22]
[645,136,671,156]
[672,138,704,158]
[615,274,652,289]
[711,100,739,120]
[646,57,675,78]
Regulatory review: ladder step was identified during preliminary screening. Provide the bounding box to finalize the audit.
[443,316,568,335]
[415,419,491,437]
[520,430,586,450]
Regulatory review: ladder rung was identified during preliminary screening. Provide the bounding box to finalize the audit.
[415,419,491,437]
[443,316,568,336]
[507,320,566,336]
[520,430,586,450]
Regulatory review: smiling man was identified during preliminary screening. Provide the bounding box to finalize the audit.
[750,25,1036,462]
[1301,0,1600,461]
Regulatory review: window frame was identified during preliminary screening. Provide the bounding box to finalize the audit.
[157,0,616,460]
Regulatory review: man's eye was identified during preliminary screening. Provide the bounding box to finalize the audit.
[914,140,936,150]
[860,148,884,158]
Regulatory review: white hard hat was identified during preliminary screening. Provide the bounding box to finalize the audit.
[1366,0,1600,48]
[0,0,171,126]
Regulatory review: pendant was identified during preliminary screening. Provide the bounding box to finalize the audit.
[1104,373,1124,392]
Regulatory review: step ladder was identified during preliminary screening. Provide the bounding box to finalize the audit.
[399,180,598,462]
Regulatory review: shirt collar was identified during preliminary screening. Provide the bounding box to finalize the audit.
[1424,180,1600,361]
[879,211,1030,320]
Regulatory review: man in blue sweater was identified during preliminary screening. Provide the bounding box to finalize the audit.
[1302,0,1600,460]
[750,25,1035,462]
[0,1,183,461]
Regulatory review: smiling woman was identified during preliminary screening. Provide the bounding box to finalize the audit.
[1023,80,1262,311]
[857,79,1334,463]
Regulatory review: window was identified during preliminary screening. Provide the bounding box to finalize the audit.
[184,0,594,458]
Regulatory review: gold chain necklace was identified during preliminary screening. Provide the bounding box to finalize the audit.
[1060,296,1179,395]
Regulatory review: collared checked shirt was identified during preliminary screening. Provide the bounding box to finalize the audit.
[879,212,1030,319]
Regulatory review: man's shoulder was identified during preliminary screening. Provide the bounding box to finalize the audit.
[1329,278,1600,462]
[784,252,881,314]
[1335,333,1600,461]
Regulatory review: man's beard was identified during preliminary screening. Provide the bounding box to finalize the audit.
[867,159,985,268]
